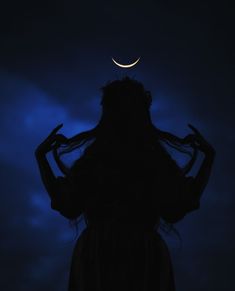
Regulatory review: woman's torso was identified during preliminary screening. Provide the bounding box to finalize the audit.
[73,138,166,229]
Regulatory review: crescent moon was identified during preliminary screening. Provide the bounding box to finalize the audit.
[112,57,140,68]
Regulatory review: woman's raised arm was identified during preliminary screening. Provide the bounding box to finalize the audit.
[160,124,216,224]
[35,124,68,201]
[36,152,83,219]
[185,124,216,200]
[35,124,83,219]
[35,153,58,200]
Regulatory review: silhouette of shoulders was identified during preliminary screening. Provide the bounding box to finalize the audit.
[51,139,200,225]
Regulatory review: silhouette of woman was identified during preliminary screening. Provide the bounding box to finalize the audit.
[35,77,215,291]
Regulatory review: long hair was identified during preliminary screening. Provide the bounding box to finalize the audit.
[53,77,197,241]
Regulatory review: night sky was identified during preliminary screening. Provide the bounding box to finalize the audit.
[0,1,234,290]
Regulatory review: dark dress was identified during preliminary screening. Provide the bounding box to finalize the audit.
[51,142,200,291]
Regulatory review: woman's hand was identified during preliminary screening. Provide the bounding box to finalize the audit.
[35,124,68,158]
[182,124,216,158]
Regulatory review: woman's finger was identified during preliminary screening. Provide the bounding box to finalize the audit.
[46,134,68,146]
[49,124,63,136]
[182,134,197,143]
[188,124,201,135]
[44,124,64,142]
[188,123,213,147]
[55,134,68,143]
[35,129,67,156]
[188,124,207,141]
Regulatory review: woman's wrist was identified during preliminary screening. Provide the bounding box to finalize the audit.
[35,150,47,160]
[202,149,216,161]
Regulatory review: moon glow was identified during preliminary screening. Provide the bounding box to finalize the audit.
[112,57,140,68]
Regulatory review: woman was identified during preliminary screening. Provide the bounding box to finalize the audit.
[35,77,215,291]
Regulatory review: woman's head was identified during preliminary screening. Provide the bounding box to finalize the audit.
[99,77,153,135]
[101,77,152,110]
[55,77,197,176]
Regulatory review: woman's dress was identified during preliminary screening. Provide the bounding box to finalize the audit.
[51,144,200,291]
